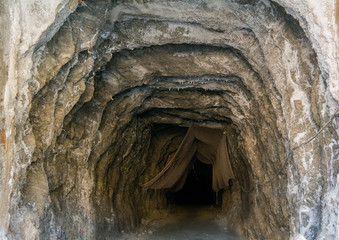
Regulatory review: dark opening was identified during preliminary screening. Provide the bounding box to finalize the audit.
[171,159,215,206]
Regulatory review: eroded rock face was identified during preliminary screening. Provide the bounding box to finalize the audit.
[0,0,338,239]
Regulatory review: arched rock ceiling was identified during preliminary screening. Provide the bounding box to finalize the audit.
[4,1,339,240]
[29,0,321,162]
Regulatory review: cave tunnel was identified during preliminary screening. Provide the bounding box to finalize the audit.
[2,1,339,240]
[146,122,233,208]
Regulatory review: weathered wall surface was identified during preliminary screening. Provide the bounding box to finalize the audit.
[274,0,339,103]
[0,0,70,238]
[272,1,339,239]
[0,1,338,240]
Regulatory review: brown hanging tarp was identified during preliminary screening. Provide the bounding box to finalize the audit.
[143,123,234,192]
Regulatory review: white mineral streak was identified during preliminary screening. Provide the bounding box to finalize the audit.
[273,1,339,239]
[0,0,68,238]
[274,0,339,102]
[0,0,338,239]
[0,2,21,238]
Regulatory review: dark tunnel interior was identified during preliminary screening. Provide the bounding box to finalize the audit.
[170,160,215,206]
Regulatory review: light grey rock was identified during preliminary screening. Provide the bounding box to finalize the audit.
[0,0,338,239]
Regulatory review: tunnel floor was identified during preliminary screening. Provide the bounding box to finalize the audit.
[118,206,241,240]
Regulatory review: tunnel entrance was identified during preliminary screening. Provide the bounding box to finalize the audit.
[171,159,215,206]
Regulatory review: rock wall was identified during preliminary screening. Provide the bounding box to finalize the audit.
[0,0,338,239]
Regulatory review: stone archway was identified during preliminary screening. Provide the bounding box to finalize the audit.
[0,1,338,240]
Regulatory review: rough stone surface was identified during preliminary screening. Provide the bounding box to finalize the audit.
[0,0,338,240]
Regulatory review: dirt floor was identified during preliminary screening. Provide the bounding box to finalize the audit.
[118,205,242,240]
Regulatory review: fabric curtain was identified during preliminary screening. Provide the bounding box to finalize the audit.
[143,123,234,192]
